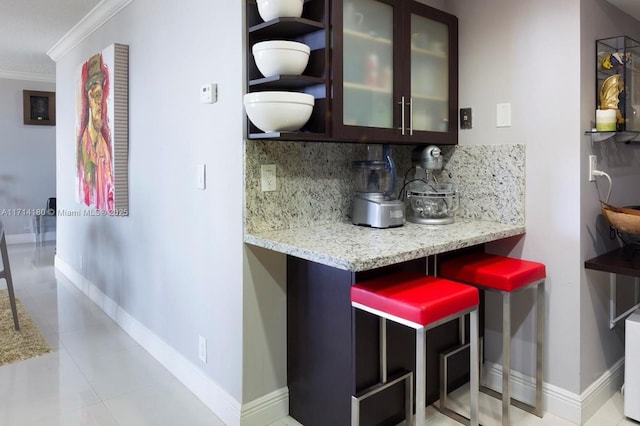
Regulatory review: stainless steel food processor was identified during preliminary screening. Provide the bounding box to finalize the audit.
[351,144,405,228]
[406,145,459,225]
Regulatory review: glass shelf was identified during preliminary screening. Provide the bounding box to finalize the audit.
[585,130,640,143]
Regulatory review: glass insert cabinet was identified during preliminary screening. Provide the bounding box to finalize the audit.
[335,0,458,144]
[596,36,640,132]
[245,0,458,145]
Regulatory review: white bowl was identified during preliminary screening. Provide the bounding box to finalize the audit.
[244,91,314,132]
[257,0,303,21]
[253,40,310,77]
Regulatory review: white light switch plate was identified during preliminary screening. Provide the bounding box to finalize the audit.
[496,103,511,127]
[197,164,206,189]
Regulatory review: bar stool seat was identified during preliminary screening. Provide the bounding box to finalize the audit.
[439,252,546,426]
[351,271,480,426]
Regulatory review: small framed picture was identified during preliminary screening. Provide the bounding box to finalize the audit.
[23,90,56,126]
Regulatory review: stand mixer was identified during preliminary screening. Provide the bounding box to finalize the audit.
[351,144,405,228]
[406,145,458,225]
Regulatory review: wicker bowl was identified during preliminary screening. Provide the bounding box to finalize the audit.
[601,205,640,235]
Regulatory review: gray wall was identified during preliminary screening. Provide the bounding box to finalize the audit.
[451,0,583,397]
[0,78,56,236]
[54,0,245,405]
[580,0,640,407]
[452,0,640,421]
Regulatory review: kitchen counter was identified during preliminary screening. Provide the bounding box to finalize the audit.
[244,219,525,272]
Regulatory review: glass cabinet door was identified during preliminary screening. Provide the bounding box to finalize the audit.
[410,13,449,133]
[342,0,394,128]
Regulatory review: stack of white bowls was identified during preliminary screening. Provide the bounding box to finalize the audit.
[244,0,315,133]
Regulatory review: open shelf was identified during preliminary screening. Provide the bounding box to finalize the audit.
[585,130,640,143]
[249,17,325,38]
[249,75,325,90]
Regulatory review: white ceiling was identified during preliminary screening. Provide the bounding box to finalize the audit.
[0,0,100,79]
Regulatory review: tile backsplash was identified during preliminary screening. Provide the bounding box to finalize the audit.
[244,141,525,233]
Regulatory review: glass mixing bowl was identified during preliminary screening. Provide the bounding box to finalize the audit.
[406,182,458,219]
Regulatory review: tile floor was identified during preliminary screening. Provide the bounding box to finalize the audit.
[0,241,635,425]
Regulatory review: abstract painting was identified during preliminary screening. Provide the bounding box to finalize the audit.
[75,43,129,215]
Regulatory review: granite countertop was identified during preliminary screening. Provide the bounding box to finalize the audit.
[244,219,525,271]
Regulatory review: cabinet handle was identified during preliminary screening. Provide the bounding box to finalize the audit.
[409,97,414,136]
[398,96,405,136]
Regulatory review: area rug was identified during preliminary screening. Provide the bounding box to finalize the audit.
[0,289,51,365]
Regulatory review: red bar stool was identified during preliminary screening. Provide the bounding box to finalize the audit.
[351,271,480,426]
[439,252,546,426]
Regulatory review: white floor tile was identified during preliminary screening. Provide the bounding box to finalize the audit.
[104,377,226,426]
[33,402,119,426]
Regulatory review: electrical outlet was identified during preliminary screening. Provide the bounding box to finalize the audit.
[260,164,277,192]
[198,336,207,363]
[589,155,597,182]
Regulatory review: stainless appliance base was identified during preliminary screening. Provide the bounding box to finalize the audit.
[406,214,455,225]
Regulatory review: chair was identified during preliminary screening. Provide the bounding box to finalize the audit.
[439,252,546,426]
[351,271,479,425]
[34,197,56,244]
[0,221,19,330]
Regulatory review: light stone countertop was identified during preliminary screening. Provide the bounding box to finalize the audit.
[244,219,525,272]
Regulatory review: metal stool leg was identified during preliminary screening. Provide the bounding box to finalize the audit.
[480,282,546,421]
[0,231,19,330]
[416,326,426,426]
[501,291,511,426]
[470,309,479,426]
[535,282,545,417]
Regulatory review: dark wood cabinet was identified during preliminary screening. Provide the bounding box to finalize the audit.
[334,0,458,145]
[245,0,458,145]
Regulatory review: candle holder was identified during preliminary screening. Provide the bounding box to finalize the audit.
[596,36,640,132]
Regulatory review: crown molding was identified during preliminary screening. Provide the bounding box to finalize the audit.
[47,0,135,62]
[0,70,55,83]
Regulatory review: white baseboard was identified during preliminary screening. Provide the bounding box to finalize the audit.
[54,255,284,426]
[482,358,624,424]
[241,387,290,426]
[579,358,624,424]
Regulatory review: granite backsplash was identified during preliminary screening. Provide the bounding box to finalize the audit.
[244,141,525,233]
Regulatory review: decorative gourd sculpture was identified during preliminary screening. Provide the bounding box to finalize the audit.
[599,74,625,124]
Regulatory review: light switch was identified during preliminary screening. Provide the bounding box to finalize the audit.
[197,164,206,189]
[496,103,511,127]
[460,107,472,129]
[200,83,217,104]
